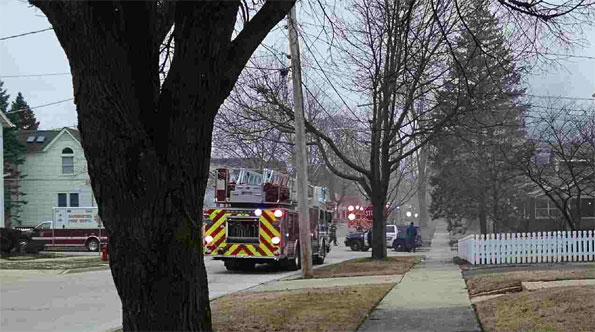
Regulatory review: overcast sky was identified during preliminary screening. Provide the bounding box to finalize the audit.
[0,1,593,130]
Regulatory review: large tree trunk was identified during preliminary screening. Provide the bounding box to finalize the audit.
[32,2,295,330]
[371,193,387,259]
[417,146,430,234]
[478,190,488,234]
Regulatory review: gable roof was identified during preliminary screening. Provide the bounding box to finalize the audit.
[1,112,14,128]
[17,127,81,154]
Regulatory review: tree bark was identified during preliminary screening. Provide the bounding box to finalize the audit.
[478,190,488,234]
[371,193,387,259]
[417,146,430,233]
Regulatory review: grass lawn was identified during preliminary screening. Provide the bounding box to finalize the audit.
[212,284,393,332]
[310,256,422,279]
[0,252,70,261]
[475,286,595,332]
[0,256,108,270]
[466,269,595,296]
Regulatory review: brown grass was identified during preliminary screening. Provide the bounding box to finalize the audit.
[474,286,595,332]
[311,256,420,279]
[466,269,595,296]
[0,256,108,270]
[211,284,393,332]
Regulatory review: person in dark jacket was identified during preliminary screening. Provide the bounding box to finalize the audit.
[329,223,337,246]
[406,222,417,253]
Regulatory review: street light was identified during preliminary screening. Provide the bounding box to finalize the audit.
[406,211,412,217]
[415,213,418,218]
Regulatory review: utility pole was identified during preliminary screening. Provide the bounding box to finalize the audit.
[288,4,313,278]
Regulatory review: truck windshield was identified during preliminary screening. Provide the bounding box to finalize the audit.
[36,222,51,230]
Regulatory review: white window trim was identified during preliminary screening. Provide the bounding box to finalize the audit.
[61,147,75,175]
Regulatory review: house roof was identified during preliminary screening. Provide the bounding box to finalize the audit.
[17,127,81,153]
[0,112,15,128]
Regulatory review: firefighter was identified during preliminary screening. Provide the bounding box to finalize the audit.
[330,223,338,246]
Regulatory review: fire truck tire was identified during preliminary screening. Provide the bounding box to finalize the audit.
[86,239,100,252]
[224,260,255,271]
[313,241,326,265]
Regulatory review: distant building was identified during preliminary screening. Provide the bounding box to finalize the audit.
[6,128,96,226]
[1,112,15,226]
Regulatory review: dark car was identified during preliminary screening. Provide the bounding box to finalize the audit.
[392,225,422,252]
[344,231,369,251]
[1,227,44,254]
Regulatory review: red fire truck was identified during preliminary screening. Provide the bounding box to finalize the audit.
[203,168,332,271]
[29,207,107,252]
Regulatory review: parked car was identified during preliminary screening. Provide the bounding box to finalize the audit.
[1,227,43,254]
[345,230,368,251]
[391,225,422,251]
[344,225,400,252]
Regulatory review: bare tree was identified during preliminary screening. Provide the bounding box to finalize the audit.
[515,102,595,230]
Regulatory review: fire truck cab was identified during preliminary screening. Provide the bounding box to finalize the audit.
[203,168,331,271]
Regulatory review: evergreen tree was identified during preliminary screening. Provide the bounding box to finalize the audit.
[8,92,39,130]
[0,80,9,113]
[1,80,28,226]
[429,1,528,234]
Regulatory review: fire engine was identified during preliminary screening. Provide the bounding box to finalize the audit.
[29,207,107,252]
[203,168,332,271]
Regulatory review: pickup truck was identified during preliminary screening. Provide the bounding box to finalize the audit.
[344,225,399,251]
[0,227,44,254]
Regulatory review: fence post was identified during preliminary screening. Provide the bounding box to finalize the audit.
[588,230,594,262]
[471,234,478,265]
[513,233,519,264]
[546,232,554,263]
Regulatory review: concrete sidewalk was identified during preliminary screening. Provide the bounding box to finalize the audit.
[358,220,481,332]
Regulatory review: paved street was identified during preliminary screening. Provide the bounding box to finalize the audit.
[0,223,399,332]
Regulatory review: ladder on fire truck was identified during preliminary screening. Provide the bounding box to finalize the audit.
[215,168,296,208]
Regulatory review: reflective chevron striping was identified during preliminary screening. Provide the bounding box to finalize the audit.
[204,209,283,257]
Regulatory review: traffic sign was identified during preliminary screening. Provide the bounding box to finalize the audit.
[364,205,374,221]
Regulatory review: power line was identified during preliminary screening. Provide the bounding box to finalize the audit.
[6,98,74,114]
[538,52,595,60]
[30,98,74,110]
[0,27,53,41]
[526,94,595,101]
[0,72,70,78]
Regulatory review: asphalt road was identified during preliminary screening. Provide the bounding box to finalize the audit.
[0,223,392,332]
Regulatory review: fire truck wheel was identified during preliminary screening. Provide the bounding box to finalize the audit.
[313,241,326,265]
[86,239,100,252]
[286,246,301,271]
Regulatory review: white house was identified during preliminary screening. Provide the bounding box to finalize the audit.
[12,128,96,227]
[1,112,15,226]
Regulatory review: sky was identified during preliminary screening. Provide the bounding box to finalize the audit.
[0,0,594,130]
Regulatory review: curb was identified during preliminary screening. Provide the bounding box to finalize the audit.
[61,265,110,274]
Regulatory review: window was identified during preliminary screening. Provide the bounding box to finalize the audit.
[535,198,561,219]
[70,193,79,207]
[62,147,74,174]
[58,193,80,207]
[58,193,67,207]
[582,198,595,218]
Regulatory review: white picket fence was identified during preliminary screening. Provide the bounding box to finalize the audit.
[458,231,595,265]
